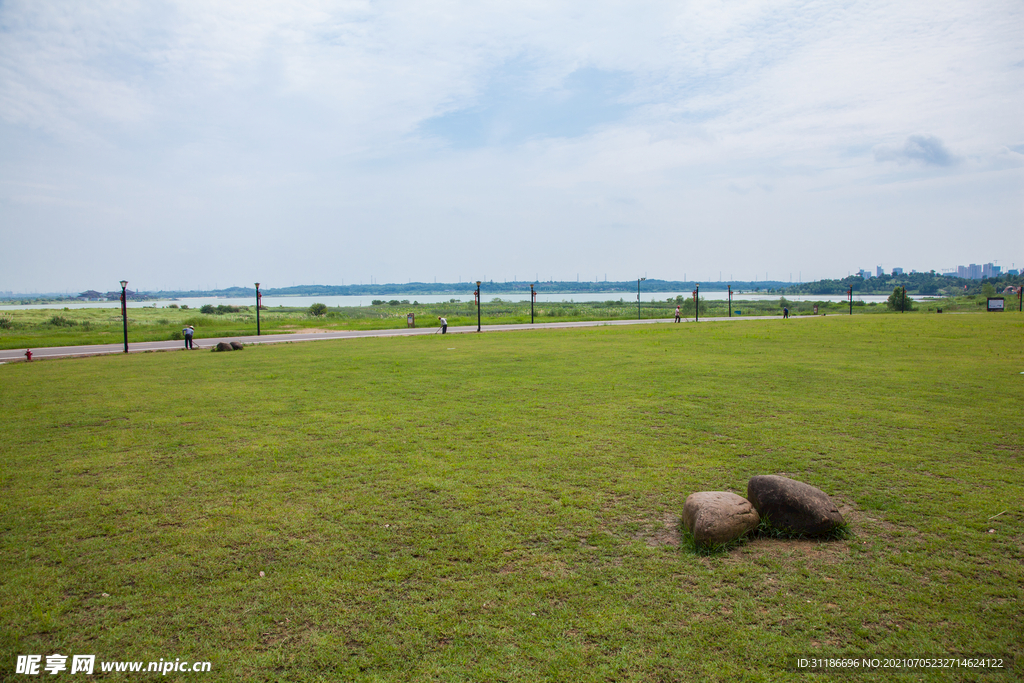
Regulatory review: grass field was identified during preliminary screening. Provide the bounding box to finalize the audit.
[1,314,1021,681]
[1,293,1007,350]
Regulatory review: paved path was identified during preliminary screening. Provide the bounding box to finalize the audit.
[0,314,805,362]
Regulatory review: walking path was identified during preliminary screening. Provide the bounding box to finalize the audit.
[0,314,810,362]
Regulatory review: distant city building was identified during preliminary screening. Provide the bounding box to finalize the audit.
[891,267,904,276]
[876,266,884,277]
[981,263,1001,278]
[858,269,872,279]
[1008,269,1020,276]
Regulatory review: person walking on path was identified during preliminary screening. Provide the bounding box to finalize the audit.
[438,317,447,334]
[674,305,681,323]
[783,307,789,319]
[183,325,194,349]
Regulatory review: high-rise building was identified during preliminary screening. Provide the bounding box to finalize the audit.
[968,264,982,279]
[892,267,904,276]
[876,266,884,277]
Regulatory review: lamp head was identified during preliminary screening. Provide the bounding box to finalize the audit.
[120,280,128,289]
[255,282,260,289]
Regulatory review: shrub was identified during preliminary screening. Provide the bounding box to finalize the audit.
[167,304,179,309]
[0,314,13,329]
[886,287,915,311]
[371,300,385,305]
[200,304,215,314]
[215,305,239,314]
[180,305,189,310]
[157,318,170,325]
[308,302,328,317]
[48,315,77,327]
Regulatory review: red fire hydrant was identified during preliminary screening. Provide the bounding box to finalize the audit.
[25,349,32,361]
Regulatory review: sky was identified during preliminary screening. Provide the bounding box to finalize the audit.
[1,0,1021,293]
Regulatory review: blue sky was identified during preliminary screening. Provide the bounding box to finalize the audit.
[0,0,1021,292]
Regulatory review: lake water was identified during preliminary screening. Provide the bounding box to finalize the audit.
[0,291,897,310]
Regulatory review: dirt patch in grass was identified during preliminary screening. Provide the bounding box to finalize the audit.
[631,512,681,547]
[739,536,852,563]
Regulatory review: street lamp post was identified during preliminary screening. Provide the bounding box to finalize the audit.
[530,284,535,324]
[848,286,853,315]
[637,277,646,320]
[728,284,732,317]
[476,281,482,332]
[120,280,128,353]
[694,283,700,323]
[255,283,261,336]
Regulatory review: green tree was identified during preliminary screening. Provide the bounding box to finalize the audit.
[981,283,996,299]
[886,287,914,311]
[308,302,328,317]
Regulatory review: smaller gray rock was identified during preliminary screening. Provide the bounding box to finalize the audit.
[230,341,244,350]
[747,475,844,537]
[214,342,233,352]
[682,491,760,546]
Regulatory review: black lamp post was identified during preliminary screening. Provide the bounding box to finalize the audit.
[255,283,261,336]
[848,286,853,315]
[476,281,482,332]
[728,284,732,318]
[637,277,646,320]
[530,284,535,324]
[694,283,700,323]
[120,280,128,353]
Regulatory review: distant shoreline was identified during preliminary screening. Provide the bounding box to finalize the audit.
[2,271,1018,305]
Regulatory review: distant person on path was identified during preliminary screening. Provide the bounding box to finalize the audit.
[438,317,447,334]
[183,325,194,349]
[674,305,681,323]
[783,307,789,319]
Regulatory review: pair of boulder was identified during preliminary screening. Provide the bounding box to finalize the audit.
[214,341,244,352]
[682,475,844,546]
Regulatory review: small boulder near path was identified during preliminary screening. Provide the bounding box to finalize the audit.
[746,475,844,537]
[682,491,760,546]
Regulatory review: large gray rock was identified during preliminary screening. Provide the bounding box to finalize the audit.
[214,342,233,352]
[682,491,760,545]
[746,475,844,537]
[229,341,244,350]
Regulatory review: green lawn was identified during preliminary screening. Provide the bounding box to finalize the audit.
[1,314,1021,681]
[1,293,1004,350]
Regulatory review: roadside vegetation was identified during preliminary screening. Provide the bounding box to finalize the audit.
[1,315,1021,680]
[1,292,1019,350]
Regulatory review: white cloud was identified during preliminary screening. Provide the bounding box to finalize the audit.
[0,0,1021,290]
